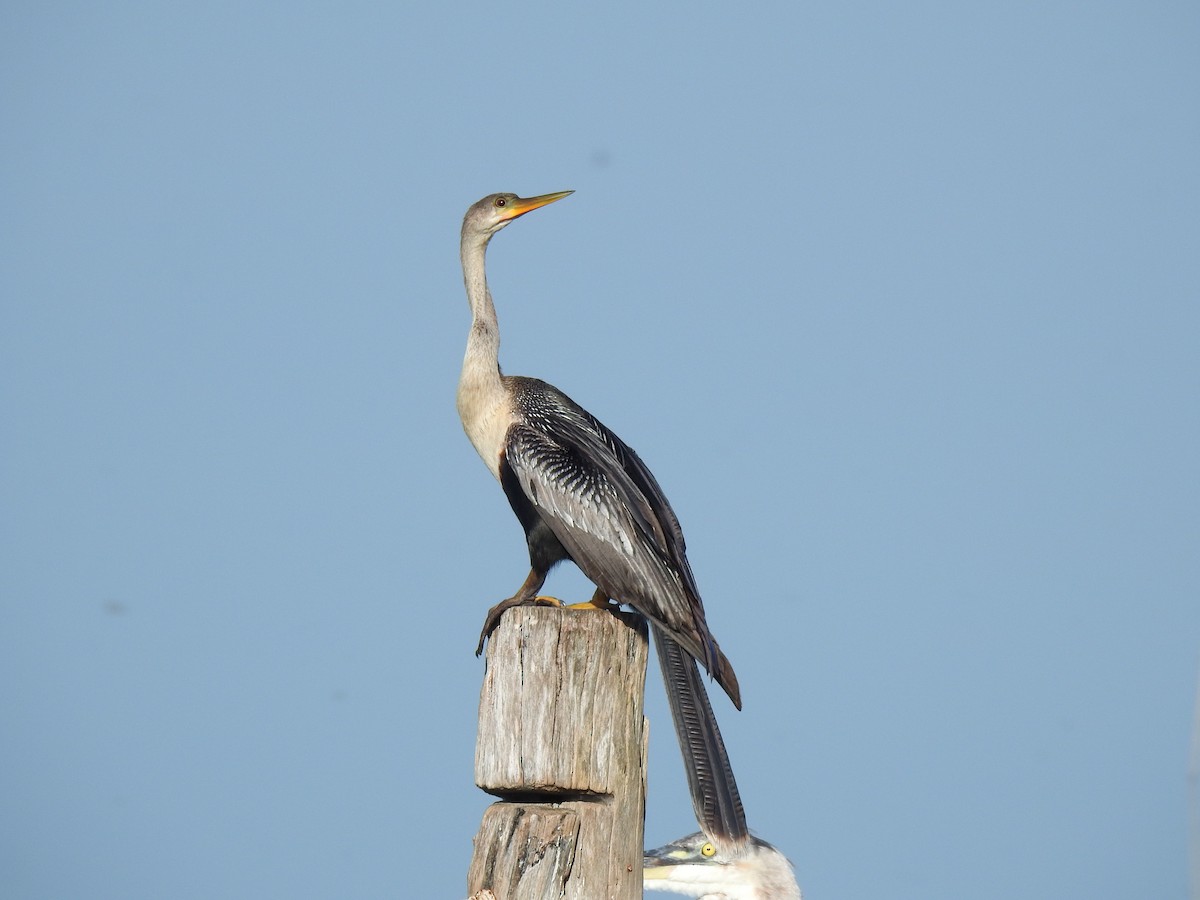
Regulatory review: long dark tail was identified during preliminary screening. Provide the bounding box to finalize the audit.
[652,624,749,854]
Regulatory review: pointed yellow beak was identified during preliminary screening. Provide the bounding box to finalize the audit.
[501,190,573,220]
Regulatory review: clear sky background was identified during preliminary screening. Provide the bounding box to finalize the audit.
[3,3,1198,898]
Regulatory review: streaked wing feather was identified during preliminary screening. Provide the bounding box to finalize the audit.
[505,422,701,641]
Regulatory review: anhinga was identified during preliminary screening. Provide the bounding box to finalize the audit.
[456,191,748,850]
[643,832,802,899]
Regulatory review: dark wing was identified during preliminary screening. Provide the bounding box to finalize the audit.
[562,396,703,602]
[506,378,740,707]
[505,420,704,645]
[505,383,709,650]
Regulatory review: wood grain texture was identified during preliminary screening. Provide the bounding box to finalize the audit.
[468,605,648,900]
[467,805,579,899]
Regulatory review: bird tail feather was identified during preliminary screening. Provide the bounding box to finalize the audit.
[653,625,749,855]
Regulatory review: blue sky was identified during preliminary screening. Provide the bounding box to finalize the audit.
[3,3,1198,898]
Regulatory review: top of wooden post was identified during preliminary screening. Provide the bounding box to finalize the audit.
[475,605,648,796]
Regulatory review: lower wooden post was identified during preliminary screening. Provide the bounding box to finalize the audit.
[467,605,649,900]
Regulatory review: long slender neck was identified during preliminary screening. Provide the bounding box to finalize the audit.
[459,231,501,385]
[457,228,510,479]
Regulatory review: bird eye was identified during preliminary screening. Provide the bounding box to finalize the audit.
[700,842,716,858]
[494,197,507,208]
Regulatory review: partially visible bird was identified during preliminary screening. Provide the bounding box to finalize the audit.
[455,191,747,850]
[643,832,801,900]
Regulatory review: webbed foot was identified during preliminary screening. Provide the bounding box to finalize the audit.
[564,588,621,612]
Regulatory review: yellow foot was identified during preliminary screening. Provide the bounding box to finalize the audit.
[565,590,620,611]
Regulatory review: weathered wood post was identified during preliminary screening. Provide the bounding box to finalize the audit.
[467,605,649,900]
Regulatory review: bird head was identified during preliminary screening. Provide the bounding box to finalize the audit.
[643,832,801,900]
[461,191,573,242]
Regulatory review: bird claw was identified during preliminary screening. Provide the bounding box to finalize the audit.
[475,595,564,655]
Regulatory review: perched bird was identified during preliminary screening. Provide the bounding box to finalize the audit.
[643,832,801,900]
[456,191,747,849]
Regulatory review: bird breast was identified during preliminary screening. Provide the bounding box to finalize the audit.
[456,375,512,481]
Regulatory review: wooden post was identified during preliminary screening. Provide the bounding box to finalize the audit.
[467,605,649,900]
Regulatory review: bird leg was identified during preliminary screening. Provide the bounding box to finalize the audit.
[475,567,559,655]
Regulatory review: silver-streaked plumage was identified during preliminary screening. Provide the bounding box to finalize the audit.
[456,191,747,850]
[654,626,746,846]
[643,832,802,900]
